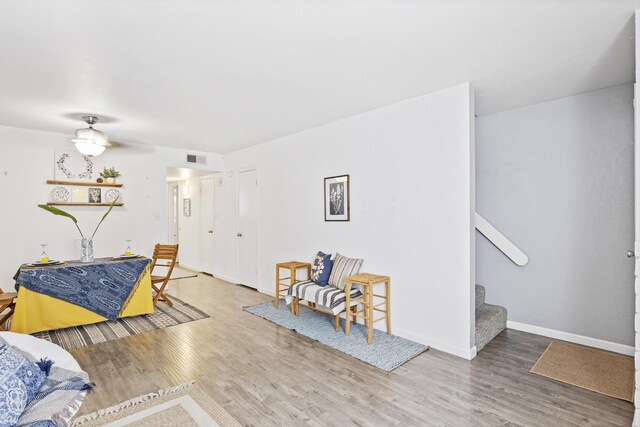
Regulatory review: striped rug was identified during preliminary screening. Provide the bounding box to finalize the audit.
[32,296,209,350]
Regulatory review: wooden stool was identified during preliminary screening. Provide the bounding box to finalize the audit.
[344,273,391,344]
[0,289,17,331]
[275,261,311,311]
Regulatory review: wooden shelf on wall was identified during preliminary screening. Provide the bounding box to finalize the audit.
[47,202,124,207]
[46,180,123,188]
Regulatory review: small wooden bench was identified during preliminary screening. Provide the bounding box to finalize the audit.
[285,273,392,344]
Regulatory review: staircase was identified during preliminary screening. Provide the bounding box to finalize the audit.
[475,284,507,352]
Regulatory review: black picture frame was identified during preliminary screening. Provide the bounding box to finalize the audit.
[324,174,350,222]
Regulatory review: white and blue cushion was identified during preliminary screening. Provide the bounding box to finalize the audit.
[285,281,362,315]
[310,252,333,286]
[0,339,47,427]
[328,253,364,290]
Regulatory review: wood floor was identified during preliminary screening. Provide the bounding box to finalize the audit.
[70,275,634,426]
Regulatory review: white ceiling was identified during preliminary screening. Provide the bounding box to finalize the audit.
[0,0,635,153]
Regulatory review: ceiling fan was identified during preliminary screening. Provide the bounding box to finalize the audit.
[69,114,156,156]
[70,115,111,156]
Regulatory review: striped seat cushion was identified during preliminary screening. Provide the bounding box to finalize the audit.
[285,281,362,315]
[328,253,364,290]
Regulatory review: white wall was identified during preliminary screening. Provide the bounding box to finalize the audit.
[0,125,223,283]
[214,83,477,358]
[476,84,634,349]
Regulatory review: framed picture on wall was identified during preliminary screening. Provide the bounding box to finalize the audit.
[324,174,350,221]
[184,198,191,217]
[88,188,101,203]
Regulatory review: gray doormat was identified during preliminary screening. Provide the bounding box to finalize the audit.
[244,301,428,372]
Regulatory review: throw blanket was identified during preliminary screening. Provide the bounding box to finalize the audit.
[15,258,151,321]
[285,281,363,315]
[18,365,92,427]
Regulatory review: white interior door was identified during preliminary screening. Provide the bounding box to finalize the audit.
[634,14,640,422]
[634,82,639,422]
[200,177,215,275]
[237,169,259,289]
[168,183,179,246]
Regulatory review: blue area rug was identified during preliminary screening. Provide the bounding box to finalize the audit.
[243,301,428,372]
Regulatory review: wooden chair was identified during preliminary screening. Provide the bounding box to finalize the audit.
[0,288,17,331]
[150,244,179,307]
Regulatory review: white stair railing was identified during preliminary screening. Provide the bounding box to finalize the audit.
[475,213,528,266]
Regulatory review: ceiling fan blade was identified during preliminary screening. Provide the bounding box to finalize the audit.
[108,140,157,154]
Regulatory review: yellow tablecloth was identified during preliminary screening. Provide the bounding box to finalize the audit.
[10,270,154,334]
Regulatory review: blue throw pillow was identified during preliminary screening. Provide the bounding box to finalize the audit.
[0,340,47,427]
[311,252,333,286]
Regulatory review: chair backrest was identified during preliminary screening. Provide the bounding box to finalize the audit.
[150,244,179,277]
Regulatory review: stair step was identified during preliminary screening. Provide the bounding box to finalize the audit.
[475,303,507,352]
[475,284,485,309]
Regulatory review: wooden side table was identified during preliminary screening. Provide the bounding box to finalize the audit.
[344,273,391,344]
[275,261,311,311]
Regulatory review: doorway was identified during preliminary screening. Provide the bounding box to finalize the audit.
[166,167,215,272]
[237,169,259,289]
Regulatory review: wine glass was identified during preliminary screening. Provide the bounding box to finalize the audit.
[125,240,133,257]
[40,243,49,263]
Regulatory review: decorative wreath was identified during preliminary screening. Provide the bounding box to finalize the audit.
[56,153,93,179]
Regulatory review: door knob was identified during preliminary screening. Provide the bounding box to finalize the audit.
[237,233,243,237]
[628,250,635,258]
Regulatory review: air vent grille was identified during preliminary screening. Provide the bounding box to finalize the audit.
[186,154,206,164]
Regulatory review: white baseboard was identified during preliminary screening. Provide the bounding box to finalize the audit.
[393,326,477,360]
[507,321,634,356]
[176,263,200,272]
[258,287,275,297]
[212,273,238,284]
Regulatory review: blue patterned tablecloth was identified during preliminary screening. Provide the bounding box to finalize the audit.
[14,257,151,321]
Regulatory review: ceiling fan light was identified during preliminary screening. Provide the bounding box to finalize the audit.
[74,141,106,156]
[69,115,110,156]
[73,127,108,145]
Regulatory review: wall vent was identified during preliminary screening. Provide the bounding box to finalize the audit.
[186,154,206,164]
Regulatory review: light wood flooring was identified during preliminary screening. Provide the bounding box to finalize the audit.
[70,275,634,426]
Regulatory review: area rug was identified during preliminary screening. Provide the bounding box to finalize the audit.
[243,302,428,372]
[530,341,634,402]
[71,381,241,426]
[33,296,209,350]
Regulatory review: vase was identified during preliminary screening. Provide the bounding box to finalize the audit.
[80,238,94,263]
[106,177,115,184]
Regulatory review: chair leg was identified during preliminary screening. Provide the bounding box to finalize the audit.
[351,305,357,324]
[152,279,173,307]
[335,314,339,331]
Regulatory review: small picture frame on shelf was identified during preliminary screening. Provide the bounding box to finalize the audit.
[324,174,350,221]
[88,188,102,203]
[72,188,88,203]
[184,198,191,217]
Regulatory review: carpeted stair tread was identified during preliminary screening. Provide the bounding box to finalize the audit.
[475,302,507,352]
[475,284,485,309]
